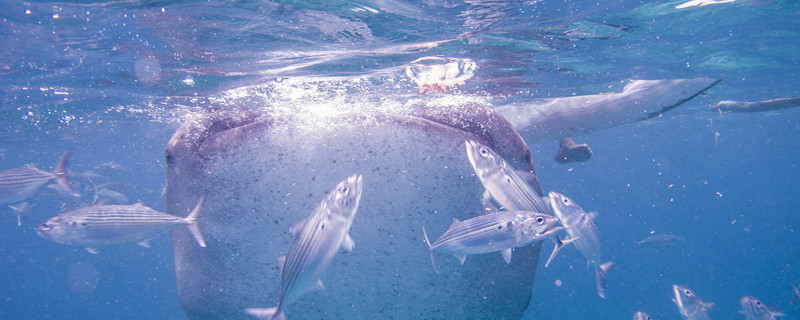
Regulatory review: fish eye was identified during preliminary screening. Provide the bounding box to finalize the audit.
[536,217,544,224]
[684,289,692,296]
[755,301,761,306]
[479,148,489,158]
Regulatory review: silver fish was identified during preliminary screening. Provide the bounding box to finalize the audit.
[37,196,205,253]
[672,284,713,320]
[636,233,686,245]
[465,140,572,267]
[633,311,652,320]
[739,296,784,320]
[0,150,78,205]
[422,210,561,274]
[8,202,33,226]
[245,174,363,320]
[549,191,614,299]
[465,140,549,214]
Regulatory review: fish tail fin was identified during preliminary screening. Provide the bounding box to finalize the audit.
[184,196,206,248]
[9,203,28,226]
[792,282,800,304]
[544,235,571,268]
[244,307,285,320]
[594,261,615,299]
[54,150,79,198]
[422,225,440,274]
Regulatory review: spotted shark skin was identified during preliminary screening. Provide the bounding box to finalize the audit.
[166,102,543,320]
[165,78,718,319]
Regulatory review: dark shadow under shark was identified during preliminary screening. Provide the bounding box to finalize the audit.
[166,78,719,319]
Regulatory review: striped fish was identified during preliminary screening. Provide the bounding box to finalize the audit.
[673,285,713,320]
[633,311,652,320]
[739,296,784,320]
[465,140,572,268]
[464,140,549,214]
[36,196,205,253]
[549,191,614,299]
[245,174,363,320]
[422,210,561,274]
[0,150,79,205]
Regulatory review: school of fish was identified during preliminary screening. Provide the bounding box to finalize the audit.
[1,140,791,320]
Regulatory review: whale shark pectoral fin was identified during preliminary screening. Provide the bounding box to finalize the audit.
[555,137,593,164]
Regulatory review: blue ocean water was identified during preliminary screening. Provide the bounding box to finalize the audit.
[1,0,798,319]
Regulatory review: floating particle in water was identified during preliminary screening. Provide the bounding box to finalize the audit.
[554,279,562,287]
[67,262,99,294]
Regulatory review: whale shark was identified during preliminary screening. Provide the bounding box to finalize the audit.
[165,78,718,319]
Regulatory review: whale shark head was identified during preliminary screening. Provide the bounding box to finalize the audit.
[165,99,545,319]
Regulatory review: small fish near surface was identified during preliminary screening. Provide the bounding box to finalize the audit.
[672,284,714,320]
[709,96,800,113]
[37,196,206,254]
[549,191,615,299]
[422,210,561,274]
[633,311,652,320]
[245,174,363,320]
[739,296,784,320]
[0,150,79,205]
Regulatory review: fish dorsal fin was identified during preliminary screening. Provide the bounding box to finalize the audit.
[289,218,307,235]
[133,202,146,207]
[300,279,326,296]
[93,196,112,206]
[138,238,153,248]
[340,233,355,252]
[501,248,513,264]
[586,211,598,220]
[277,255,286,273]
[312,279,325,292]
[86,248,99,254]
[450,218,461,226]
[455,254,467,265]
[480,190,501,212]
